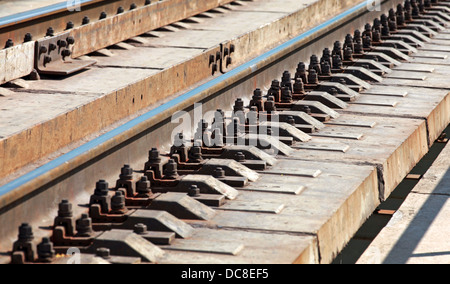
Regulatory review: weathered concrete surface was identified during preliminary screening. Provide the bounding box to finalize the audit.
[285,114,429,201]
[357,141,450,264]
[342,82,450,147]
[186,160,378,264]
[158,228,319,264]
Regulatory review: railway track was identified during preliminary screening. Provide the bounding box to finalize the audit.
[1,0,450,264]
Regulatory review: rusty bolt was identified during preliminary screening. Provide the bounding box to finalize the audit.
[372,30,381,42]
[134,223,147,235]
[136,176,152,197]
[230,44,235,54]
[286,116,295,126]
[5,39,13,48]
[293,79,305,94]
[308,69,319,85]
[110,191,126,213]
[76,214,92,237]
[281,87,293,103]
[66,36,75,45]
[233,98,245,112]
[43,55,52,66]
[57,39,67,48]
[66,21,74,30]
[211,63,218,75]
[214,167,226,179]
[120,164,133,180]
[58,200,73,218]
[253,88,263,101]
[130,3,137,10]
[37,237,55,262]
[99,11,107,19]
[48,43,57,53]
[18,223,34,242]
[94,180,109,197]
[148,148,162,164]
[329,88,338,97]
[24,33,32,42]
[82,16,90,25]
[39,46,48,55]
[355,40,364,54]
[264,96,276,113]
[164,159,179,180]
[235,152,246,162]
[188,185,200,197]
[363,35,372,49]
[62,49,71,59]
[226,57,232,67]
[46,27,54,37]
[117,6,125,14]
[303,105,312,115]
[189,143,203,163]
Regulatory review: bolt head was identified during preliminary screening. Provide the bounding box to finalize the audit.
[66,36,75,45]
[62,49,71,58]
[95,180,109,196]
[134,223,147,234]
[66,21,74,30]
[24,33,32,42]
[18,223,34,242]
[96,248,110,259]
[188,185,200,197]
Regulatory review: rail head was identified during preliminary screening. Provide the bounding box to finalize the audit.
[0,0,99,28]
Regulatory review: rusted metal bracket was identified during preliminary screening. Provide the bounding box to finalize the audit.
[220,43,235,73]
[35,31,96,75]
[88,230,164,263]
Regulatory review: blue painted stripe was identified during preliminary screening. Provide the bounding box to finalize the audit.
[0,0,95,26]
[0,0,370,197]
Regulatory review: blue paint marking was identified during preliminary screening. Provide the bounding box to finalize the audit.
[0,1,370,197]
[0,0,94,26]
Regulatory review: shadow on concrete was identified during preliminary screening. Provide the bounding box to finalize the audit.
[411,251,450,258]
[382,167,450,264]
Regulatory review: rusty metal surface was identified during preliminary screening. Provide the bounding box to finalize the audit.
[35,31,96,75]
